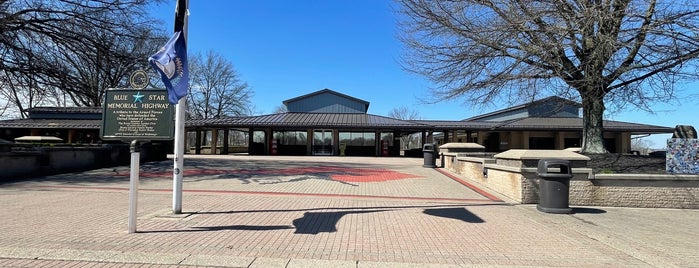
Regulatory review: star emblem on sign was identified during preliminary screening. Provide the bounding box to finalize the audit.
[132,91,145,103]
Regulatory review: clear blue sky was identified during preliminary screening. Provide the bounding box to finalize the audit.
[148,0,698,149]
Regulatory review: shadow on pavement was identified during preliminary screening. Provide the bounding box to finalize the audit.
[293,210,388,234]
[572,207,607,214]
[423,207,485,223]
[193,203,509,215]
[137,225,295,233]
[140,204,505,234]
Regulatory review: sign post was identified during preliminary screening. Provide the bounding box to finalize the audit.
[128,140,140,234]
[101,88,174,233]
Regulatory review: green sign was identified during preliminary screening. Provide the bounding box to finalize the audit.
[101,88,174,141]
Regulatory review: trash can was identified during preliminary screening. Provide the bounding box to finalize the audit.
[536,159,573,214]
[422,144,436,168]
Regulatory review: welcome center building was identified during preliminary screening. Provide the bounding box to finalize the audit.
[0,88,674,156]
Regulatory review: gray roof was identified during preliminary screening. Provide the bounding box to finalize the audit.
[409,120,498,130]
[463,96,581,122]
[410,117,672,134]
[187,113,427,129]
[26,107,103,120]
[182,114,672,134]
[0,111,673,135]
[283,89,369,107]
[496,117,674,134]
[0,118,101,129]
[282,88,369,113]
[26,107,102,114]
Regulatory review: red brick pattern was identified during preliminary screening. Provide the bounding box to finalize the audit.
[139,166,423,183]
[0,155,696,267]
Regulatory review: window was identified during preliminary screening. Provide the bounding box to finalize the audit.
[339,132,375,146]
[380,132,394,146]
[252,131,265,143]
[273,131,307,145]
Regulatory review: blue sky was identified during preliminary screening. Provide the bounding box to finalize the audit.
[148,0,698,149]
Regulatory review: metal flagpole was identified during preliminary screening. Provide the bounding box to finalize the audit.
[173,0,189,214]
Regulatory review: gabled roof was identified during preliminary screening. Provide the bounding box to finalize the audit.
[409,120,498,130]
[477,117,673,134]
[410,117,672,133]
[0,118,101,129]
[181,115,673,134]
[463,96,581,122]
[187,112,426,129]
[26,107,102,120]
[282,89,370,112]
[26,107,102,114]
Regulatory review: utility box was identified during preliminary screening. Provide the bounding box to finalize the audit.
[536,159,573,214]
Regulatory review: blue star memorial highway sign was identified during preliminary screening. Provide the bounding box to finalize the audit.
[101,88,174,141]
[132,91,145,103]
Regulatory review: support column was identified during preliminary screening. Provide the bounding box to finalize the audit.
[68,130,75,144]
[375,131,381,156]
[307,129,313,155]
[248,128,254,155]
[222,129,229,155]
[184,131,189,154]
[555,131,565,150]
[265,128,272,155]
[618,132,630,154]
[334,130,340,156]
[195,128,202,155]
[393,131,400,156]
[522,131,530,149]
[211,129,218,155]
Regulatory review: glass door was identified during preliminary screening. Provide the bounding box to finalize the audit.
[313,129,333,155]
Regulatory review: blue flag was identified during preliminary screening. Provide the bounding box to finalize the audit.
[149,31,188,104]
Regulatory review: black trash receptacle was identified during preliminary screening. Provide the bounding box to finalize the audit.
[536,159,573,214]
[422,144,436,168]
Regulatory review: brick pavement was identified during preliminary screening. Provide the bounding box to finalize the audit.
[0,155,697,267]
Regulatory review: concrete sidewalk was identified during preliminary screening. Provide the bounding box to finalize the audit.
[0,155,696,267]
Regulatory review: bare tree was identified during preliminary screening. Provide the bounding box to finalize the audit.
[1,0,164,110]
[397,0,699,153]
[631,136,657,154]
[0,71,53,118]
[53,25,167,106]
[388,106,421,121]
[187,51,253,119]
[273,105,288,114]
[388,106,422,150]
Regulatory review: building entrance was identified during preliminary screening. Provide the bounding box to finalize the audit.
[313,129,333,155]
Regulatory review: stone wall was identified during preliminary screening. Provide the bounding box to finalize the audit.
[442,150,699,209]
[574,174,699,208]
